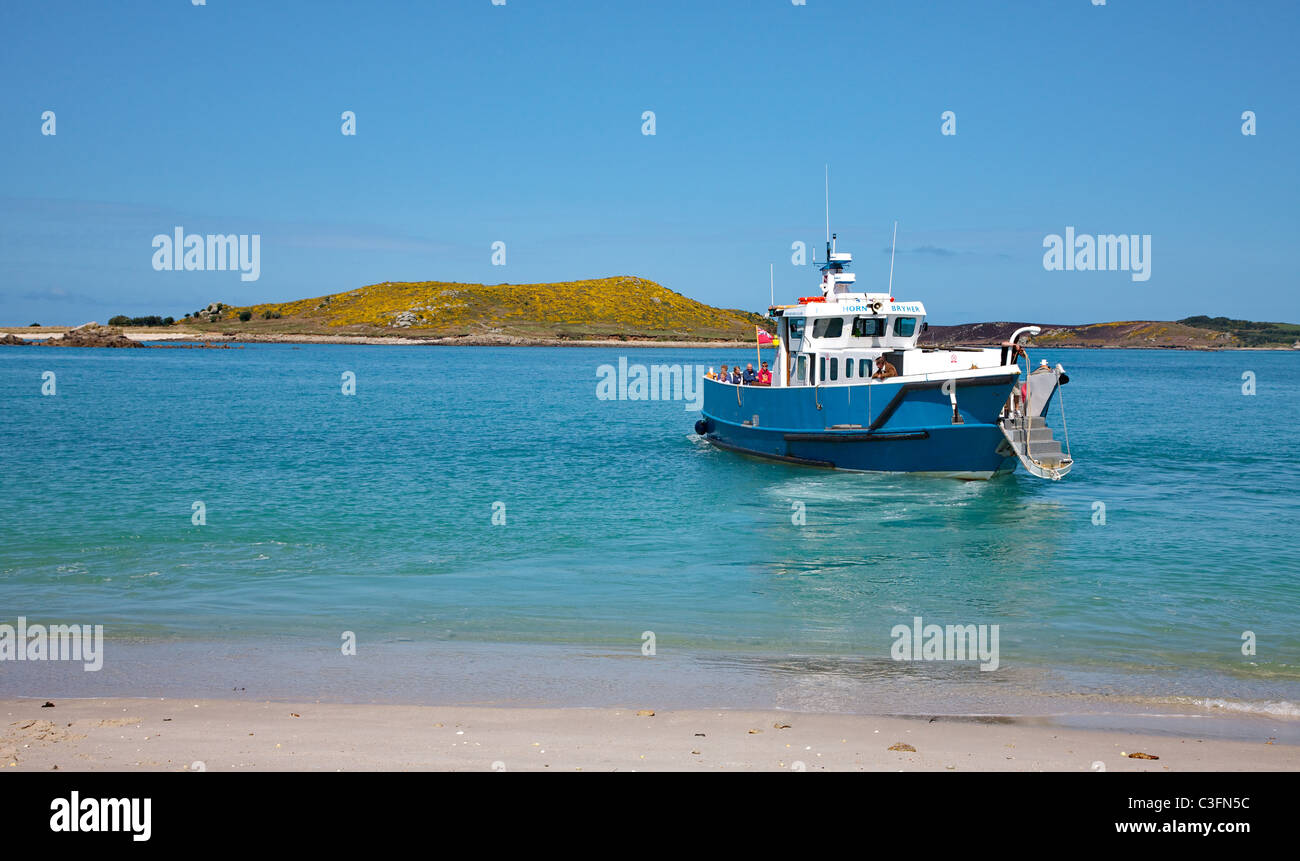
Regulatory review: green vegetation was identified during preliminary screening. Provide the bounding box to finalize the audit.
[195,276,769,341]
[926,319,1264,349]
[1179,316,1300,348]
[108,315,174,327]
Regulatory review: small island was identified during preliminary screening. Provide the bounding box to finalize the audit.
[3,277,1298,349]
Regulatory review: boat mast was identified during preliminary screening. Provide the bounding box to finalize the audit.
[888,221,898,296]
[824,164,830,246]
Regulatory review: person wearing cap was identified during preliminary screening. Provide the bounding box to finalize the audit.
[871,355,898,380]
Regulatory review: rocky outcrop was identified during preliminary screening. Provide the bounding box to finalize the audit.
[0,334,28,345]
[47,325,144,348]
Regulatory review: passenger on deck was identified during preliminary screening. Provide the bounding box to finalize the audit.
[871,356,898,380]
[730,366,743,384]
[718,365,729,383]
[757,362,772,386]
[742,363,757,385]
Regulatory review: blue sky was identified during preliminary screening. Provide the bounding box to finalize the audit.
[1,0,1297,325]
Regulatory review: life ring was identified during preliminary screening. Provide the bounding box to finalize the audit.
[798,296,826,304]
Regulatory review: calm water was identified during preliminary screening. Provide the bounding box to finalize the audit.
[2,344,1298,730]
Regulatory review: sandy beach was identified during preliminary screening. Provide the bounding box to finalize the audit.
[3,697,1296,772]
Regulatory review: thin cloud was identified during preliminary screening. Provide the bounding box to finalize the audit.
[16,286,103,304]
[880,244,1013,260]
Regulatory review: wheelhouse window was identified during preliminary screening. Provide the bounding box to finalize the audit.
[812,317,844,338]
[852,316,885,338]
[788,318,805,339]
[893,317,917,337]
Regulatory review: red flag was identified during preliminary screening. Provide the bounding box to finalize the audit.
[756,326,774,345]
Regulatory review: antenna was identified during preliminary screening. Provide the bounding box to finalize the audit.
[824,165,830,243]
[887,220,898,295]
[770,263,774,306]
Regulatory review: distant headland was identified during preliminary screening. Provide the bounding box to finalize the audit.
[922,317,1300,350]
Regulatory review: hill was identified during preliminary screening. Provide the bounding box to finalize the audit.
[921,319,1300,350]
[182,276,769,342]
[1176,316,1300,348]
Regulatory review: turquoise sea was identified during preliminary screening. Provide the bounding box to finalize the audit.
[1,344,1298,737]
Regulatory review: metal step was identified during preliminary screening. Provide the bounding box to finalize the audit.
[1019,427,1055,442]
[999,413,1072,480]
[1030,448,1066,466]
[1029,440,1063,459]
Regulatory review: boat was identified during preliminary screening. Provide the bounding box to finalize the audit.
[693,231,1074,480]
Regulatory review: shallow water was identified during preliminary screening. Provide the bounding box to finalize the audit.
[1,344,1297,729]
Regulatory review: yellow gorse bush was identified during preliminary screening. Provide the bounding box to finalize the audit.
[224,276,769,340]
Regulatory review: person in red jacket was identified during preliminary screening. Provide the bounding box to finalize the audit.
[757,361,772,386]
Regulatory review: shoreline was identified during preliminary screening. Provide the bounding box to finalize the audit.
[1,328,1296,350]
[4,696,1296,771]
[0,329,761,348]
[4,639,1297,746]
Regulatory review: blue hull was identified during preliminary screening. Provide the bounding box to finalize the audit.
[700,374,1020,477]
